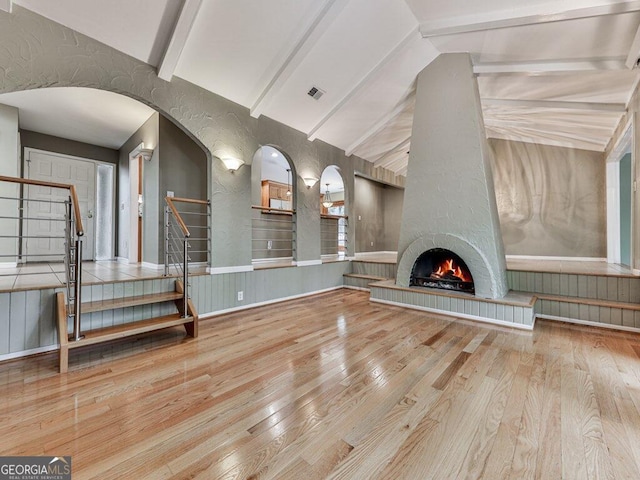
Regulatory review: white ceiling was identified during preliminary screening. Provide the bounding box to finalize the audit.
[0,88,155,149]
[3,0,640,174]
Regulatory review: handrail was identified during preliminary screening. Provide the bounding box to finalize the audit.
[251,205,296,214]
[165,197,211,238]
[165,197,190,237]
[321,214,349,220]
[170,197,210,205]
[0,175,84,236]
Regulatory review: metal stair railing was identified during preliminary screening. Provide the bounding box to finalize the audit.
[164,196,210,317]
[0,175,84,340]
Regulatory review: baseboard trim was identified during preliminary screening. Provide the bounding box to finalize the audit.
[537,314,640,334]
[294,259,323,267]
[207,265,254,274]
[200,285,343,318]
[115,257,129,264]
[506,255,607,262]
[141,262,164,271]
[369,297,535,331]
[0,344,58,363]
[356,251,397,256]
[0,262,17,269]
[343,285,370,292]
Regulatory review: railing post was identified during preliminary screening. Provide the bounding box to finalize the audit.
[183,237,189,318]
[72,237,84,341]
[164,206,170,277]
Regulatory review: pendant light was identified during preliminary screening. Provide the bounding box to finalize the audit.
[322,183,333,208]
[286,168,292,197]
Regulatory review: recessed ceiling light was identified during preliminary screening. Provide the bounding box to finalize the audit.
[271,152,278,158]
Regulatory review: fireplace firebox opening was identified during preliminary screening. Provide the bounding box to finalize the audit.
[410,248,474,294]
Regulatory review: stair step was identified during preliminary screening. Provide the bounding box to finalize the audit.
[82,291,183,313]
[67,313,193,349]
[536,293,640,311]
[343,273,388,281]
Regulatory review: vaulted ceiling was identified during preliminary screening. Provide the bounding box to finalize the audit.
[3,0,640,176]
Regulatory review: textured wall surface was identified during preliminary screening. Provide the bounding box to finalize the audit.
[159,115,208,263]
[118,113,159,262]
[354,176,384,252]
[396,53,508,299]
[0,6,403,267]
[490,139,606,258]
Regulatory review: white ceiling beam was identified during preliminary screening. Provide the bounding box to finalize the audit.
[482,98,627,112]
[381,154,410,171]
[486,130,606,152]
[0,0,12,13]
[157,0,202,81]
[373,137,411,166]
[345,92,414,156]
[249,0,349,119]
[474,57,627,76]
[421,1,640,37]
[626,21,640,68]
[306,27,420,141]
[484,119,617,139]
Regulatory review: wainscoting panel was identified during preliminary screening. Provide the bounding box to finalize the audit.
[0,262,351,359]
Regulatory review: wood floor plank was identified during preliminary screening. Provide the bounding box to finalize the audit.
[0,290,639,479]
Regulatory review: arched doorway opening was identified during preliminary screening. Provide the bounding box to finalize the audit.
[0,87,209,269]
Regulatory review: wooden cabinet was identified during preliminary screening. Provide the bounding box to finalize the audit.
[261,180,291,208]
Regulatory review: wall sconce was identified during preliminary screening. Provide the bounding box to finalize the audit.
[131,144,154,161]
[221,157,245,172]
[302,177,318,189]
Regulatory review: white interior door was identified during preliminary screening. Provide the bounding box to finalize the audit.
[25,149,96,261]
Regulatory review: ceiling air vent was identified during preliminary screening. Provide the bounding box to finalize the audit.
[307,86,325,100]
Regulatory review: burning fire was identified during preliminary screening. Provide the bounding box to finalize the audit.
[432,258,472,283]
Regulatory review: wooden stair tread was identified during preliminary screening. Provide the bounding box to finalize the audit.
[82,291,183,313]
[67,314,193,349]
[343,273,388,281]
[536,293,640,311]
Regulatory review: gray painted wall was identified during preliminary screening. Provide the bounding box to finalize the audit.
[159,115,208,263]
[0,104,19,259]
[20,130,119,166]
[354,176,384,252]
[354,176,404,252]
[490,138,606,258]
[620,153,632,266]
[383,185,404,251]
[117,113,159,261]
[0,6,403,270]
[396,53,508,299]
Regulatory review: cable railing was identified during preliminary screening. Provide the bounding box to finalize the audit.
[251,205,295,261]
[321,214,348,256]
[164,196,210,317]
[0,175,84,340]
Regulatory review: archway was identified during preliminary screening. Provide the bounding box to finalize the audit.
[251,145,297,264]
[320,166,347,259]
[0,86,209,268]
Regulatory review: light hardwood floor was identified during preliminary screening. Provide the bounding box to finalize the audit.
[1,289,640,479]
